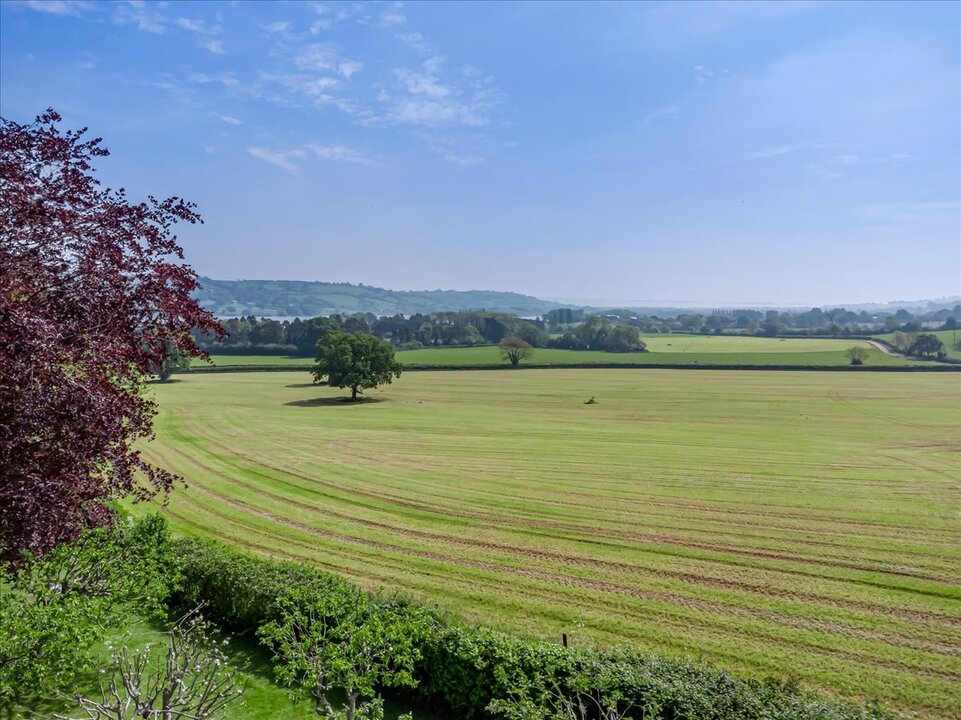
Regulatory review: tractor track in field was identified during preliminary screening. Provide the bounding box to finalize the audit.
[177,482,961,680]
[162,433,961,591]
[180,412,961,547]
[158,439,961,633]
[185,432,961,569]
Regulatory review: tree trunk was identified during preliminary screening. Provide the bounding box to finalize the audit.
[346,691,357,720]
[351,385,358,400]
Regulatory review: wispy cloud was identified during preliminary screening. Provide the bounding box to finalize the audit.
[642,104,680,125]
[247,142,376,173]
[113,0,166,34]
[306,143,377,165]
[376,56,504,128]
[247,146,304,173]
[174,15,224,53]
[397,31,430,54]
[203,39,225,55]
[750,144,800,158]
[378,2,407,28]
[25,0,93,16]
[218,114,242,125]
[190,72,242,89]
[175,17,204,32]
[264,20,290,33]
[295,44,363,79]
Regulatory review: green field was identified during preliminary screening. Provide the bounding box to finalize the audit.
[874,330,961,360]
[197,335,930,368]
[141,369,961,718]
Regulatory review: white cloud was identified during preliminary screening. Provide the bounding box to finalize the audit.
[310,19,330,34]
[25,0,92,16]
[247,147,303,173]
[175,17,204,32]
[834,154,859,165]
[307,144,377,165]
[379,11,406,27]
[398,31,429,53]
[218,114,242,125]
[264,20,290,33]
[190,72,242,89]
[114,0,165,34]
[295,44,363,79]
[203,39,225,54]
[377,57,504,128]
[248,143,375,172]
[750,144,800,158]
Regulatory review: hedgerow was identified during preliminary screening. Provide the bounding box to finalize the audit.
[170,535,899,720]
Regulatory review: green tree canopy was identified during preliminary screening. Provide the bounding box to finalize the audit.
[908,333,946,359]
[312,332,402,400]
[498,336,534,366]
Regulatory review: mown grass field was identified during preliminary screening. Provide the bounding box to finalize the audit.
[141,370,961,718]
[196,335,929,368]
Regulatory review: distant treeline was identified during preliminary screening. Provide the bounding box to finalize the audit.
[196,305,960,356]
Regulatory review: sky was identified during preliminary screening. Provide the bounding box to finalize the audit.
[1,0,959,307]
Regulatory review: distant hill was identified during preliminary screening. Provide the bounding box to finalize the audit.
[194,277,564,318]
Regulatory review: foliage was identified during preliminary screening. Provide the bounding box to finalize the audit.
[499,336,535,366]
[548,317,646,353]
[845,346,869,365]
[171,538,898,720]
[0,109,221,562]
[313,331,402,400]
[907,333,945,358]
[55,611,243,720]
[259,586,432,719]
[0,515,177,713]
[154,342,192,382]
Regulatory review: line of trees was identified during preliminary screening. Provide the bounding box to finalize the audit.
[196,307,960,357]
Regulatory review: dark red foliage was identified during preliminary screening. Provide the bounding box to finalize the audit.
[0,109,223,563]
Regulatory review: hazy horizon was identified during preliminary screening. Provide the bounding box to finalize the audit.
[1,0,959,305]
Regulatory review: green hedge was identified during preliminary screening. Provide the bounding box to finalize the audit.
[170,538,898,720]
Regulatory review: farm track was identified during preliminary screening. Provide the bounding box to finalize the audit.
[143,370,961,719]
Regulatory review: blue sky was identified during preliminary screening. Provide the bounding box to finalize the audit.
[2,0,959,306]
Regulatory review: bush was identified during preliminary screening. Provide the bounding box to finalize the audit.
[171,539,897,720]
[0,514,178,712]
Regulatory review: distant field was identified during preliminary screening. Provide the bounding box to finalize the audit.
[196,336,929,369]
[874,329,961,360]
[142,370,961,718]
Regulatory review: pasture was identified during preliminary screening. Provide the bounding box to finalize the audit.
[142,370,961,718]
[874,330,961,360]
[196,335,928,368]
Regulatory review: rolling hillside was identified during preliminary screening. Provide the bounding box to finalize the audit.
[194,277,563,317]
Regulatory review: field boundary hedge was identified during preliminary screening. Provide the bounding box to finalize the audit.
[177,362,959,374]
[171,537,897,720]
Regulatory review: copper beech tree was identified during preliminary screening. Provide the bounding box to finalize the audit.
[0,109,221,563]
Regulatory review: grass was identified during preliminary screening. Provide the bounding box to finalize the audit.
[196,336,930,368]
[873,329,961,360]
[140,370,961,719]
[29,619,439,719]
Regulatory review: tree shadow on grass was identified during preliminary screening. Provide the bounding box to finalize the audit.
[146,378,184,385]
[284,383,317,389]
[285,397,386,408]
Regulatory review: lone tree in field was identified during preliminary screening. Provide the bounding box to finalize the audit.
[0,109,221,563]
[907,333,945,359]
[499,336,534,366]
[845,346,869,365]
[313,331,402,400]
